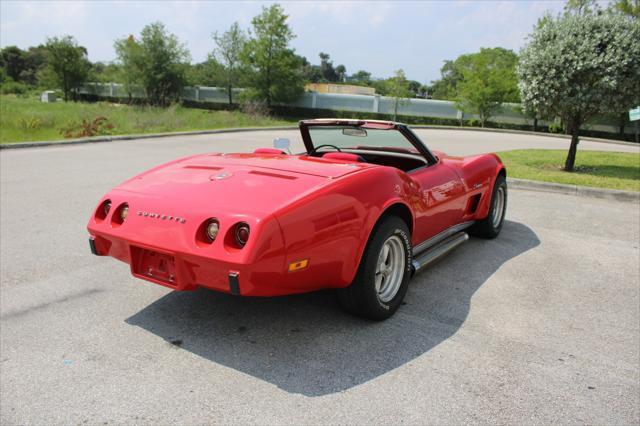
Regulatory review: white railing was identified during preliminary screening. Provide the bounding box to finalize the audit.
[78,83,630,135]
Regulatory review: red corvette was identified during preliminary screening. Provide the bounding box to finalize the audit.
[88,119,507,319]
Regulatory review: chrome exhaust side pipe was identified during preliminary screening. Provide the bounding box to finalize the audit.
[411,232,469,274]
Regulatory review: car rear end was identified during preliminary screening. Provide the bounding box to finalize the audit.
[88,188,288,296]
[87,152,369,296]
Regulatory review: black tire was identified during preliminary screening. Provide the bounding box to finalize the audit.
[337,216,412,320]
[469,174,507,239]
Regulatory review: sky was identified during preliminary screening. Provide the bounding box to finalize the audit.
[0,0,568,83]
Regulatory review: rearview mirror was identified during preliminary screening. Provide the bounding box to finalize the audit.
[342,128,367,137]
[273,137,291,153]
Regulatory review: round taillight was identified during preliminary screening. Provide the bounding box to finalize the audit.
[95,199,112,222]
[235,223,250,247]
[206,220,220,241]
[111,203,129,226]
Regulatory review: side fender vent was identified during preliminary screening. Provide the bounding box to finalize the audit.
[466,194,481,214]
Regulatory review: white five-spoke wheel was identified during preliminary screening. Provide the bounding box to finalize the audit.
[375,235,406,303]
[492,186,505,228]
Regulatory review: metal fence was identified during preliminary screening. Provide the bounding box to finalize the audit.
[79,83,627,135]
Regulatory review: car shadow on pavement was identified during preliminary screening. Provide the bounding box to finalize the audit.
[126,220,539,397]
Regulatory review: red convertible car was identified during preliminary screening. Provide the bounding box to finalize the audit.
[88,119,506,319]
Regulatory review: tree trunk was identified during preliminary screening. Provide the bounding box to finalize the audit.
[63,77,69,102]
[564,126,580,172]
[228,84,233,105]
[393,99,398,121]
[618,112,626,137]
[533,117,538,132]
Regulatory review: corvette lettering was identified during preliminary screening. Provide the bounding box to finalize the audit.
[137,211,186,223]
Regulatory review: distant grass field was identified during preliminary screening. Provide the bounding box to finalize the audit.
[499,149,640,192]
[0,95,295,143]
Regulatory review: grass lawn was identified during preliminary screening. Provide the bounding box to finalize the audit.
[499,149,640,192]
[0,95,296,144]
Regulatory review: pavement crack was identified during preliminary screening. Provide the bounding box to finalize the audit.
[0,288,104,320]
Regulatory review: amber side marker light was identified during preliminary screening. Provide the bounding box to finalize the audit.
[288,259,309,272]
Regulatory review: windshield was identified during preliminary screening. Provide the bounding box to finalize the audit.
[308,126,420,155]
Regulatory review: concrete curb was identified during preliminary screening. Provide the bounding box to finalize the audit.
[507,177,639,203]
[0,126,298,150]
[1,124,637,150]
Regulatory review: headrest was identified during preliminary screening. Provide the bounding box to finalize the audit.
[254,148,286,155]
[322,152,362,162]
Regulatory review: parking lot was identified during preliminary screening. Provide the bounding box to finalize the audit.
[1,129,639,424]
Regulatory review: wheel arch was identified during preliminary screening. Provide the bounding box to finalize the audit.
[475,158,506,220]
[351,200,414,280]
[376,201,414,236]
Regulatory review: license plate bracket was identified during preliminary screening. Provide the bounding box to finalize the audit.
[131,246,178,286]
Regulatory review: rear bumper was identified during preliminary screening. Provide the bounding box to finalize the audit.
[89,234,284,296]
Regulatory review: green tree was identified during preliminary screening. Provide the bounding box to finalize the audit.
[429,60,463,100]
[347,70,372,85]
[611,0,640,18]
[186,59,225,87]
[564,0,598,14]
[407,80,422,97]
[0,46,26,81]
[518,11,640,171]
[241,4,304,107]
[388,69,411,121]
[335,64,346,82]
[300,56,322,83]
[116,23,190,106]
[91,61,123,84]
[44,36,90,101]
[114,35,144,101]
[22,46,48,85]
[454,48,520,127]
[212,22,247,105]
[319,52,335,82]
[319,52,345,82]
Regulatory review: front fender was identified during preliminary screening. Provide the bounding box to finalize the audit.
[474,154,506,219]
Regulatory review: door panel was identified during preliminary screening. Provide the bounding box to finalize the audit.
[409,163,466,244]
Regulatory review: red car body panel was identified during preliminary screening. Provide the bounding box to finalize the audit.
[88,120,505,296]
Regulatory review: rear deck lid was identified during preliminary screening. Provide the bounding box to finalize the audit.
[115,153,369,215]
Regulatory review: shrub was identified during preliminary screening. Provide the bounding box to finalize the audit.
[59,116,114,138]
[1,79,30,95]
[548,122,564,134]
[241,99,270,118]
[17,117,42,130]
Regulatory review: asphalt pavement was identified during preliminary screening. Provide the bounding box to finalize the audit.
[1,129,639,424]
